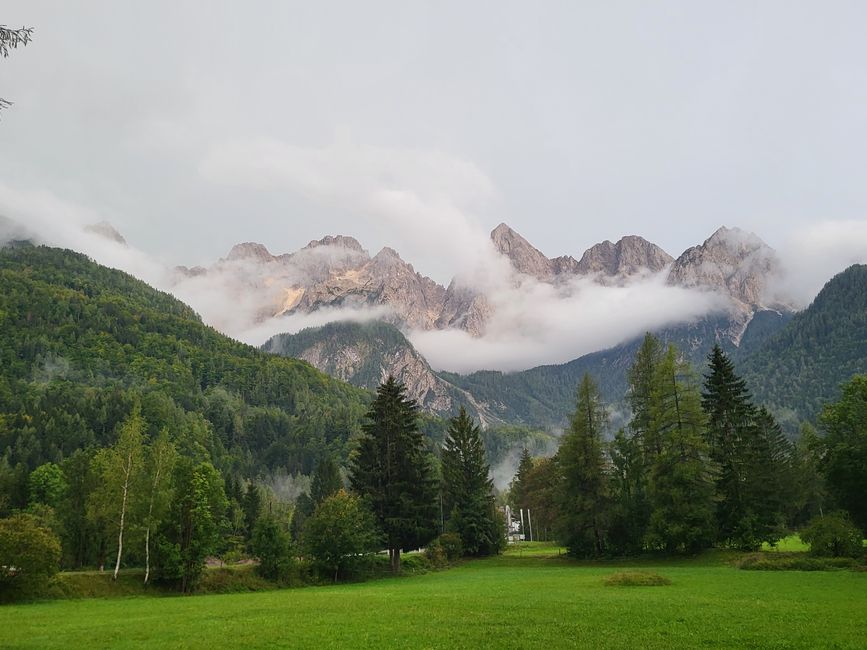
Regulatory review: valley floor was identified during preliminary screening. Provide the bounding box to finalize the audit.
[3,544,866,649]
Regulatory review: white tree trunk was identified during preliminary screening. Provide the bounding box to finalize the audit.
[113,451,133,581]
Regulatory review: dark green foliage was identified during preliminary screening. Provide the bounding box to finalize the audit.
[607,428,649,555]
[436,532,464,562]
[801,512,865,559]
[818,375,867,531]
[290,493,314,542]
[740,265,867,423]
[702,346,790,549]
[310,455,342,505]
[0,245,369,477]
[508,447,534,513]
[302,490,381,583]
[251,515,294,582]
[350,377,438,572]
[645,347,716,554]
[242,483,262,537]
[0,513,61,601]
[153,459,227,592]
[557,374,609,557]
[441,407,501,556]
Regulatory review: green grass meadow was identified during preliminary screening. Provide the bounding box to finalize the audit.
[2,543,865,649]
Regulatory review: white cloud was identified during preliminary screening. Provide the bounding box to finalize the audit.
[410,270,726,373]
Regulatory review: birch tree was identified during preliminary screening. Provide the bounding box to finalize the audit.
[88,406,145,580]
[140,428,176,584]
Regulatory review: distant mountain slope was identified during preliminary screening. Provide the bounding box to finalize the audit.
[440,313,777,428]
[262,321,501,426]
[0,244,370,474]
[739,264,867,424]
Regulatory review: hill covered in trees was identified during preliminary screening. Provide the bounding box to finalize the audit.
[0,244,371,481]
[739,264,867,424]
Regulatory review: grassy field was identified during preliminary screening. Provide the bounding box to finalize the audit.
[2,543,865,649]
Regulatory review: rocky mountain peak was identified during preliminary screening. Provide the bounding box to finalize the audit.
[667,226,781,309]
[576,235,673,277]
[225,242,275,263]
[490,222,558,281]
[304,235,365,253]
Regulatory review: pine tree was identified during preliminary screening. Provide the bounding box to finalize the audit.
[628,333,664,458]
[607,428,648,555]
[557,374,609,557]
[702,345,789,548]
[441,407,500,556]
[508,447,534,513]
[311,455,342,505]
[350,376,438,573]
[646,347,716,553]
[242,482,262,538]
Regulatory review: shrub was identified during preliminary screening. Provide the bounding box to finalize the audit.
[801,512,864,558]
[603,571,671,586]
[0,513,62,601]
[438,532,464,562]
[424,539,447,567]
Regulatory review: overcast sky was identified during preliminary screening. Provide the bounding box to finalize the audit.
[2,1,867,284]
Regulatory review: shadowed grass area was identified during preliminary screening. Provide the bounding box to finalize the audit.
[603,571,672,586]
[1,543,865,649]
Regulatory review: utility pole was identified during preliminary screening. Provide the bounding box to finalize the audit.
[527,508,533,542]
[519,509,526,542]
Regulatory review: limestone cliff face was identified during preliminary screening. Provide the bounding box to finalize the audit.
[263,321,498,425]
[576,235,673,278]
[490,222,568,281]
[666,226,793,343]
[667,227,785,308]
[435,280,492,337]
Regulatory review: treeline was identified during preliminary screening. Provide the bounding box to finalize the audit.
[0,377,504,599]
[510,335,867,557]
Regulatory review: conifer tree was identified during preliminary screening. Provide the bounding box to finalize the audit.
[508,447,534,513]
[702,345,789,548]
[311,455,342,505]
[350,376,437,573]
[646,347,716,553]
[557,374,609,557]
[441,407,500,556]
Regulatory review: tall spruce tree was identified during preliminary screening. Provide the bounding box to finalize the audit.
[702,345,788,548]
[646,346,716,553]
[311,455,342,505]
[508,447,534,513]
[557,374,609,557]
[350,376,438,573]
[441,407,500,556]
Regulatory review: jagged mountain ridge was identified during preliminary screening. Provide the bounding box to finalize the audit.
[178,223,786,344]
[263,321,501,426]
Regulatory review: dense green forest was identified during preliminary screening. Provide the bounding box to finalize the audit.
[0,244,371,481]
[740,264,867,423]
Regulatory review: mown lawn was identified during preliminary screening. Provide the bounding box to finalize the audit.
[2,544,866,649]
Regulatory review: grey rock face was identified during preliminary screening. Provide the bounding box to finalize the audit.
[490,222,561,281]
[576,235,673,277]
[667,227,782,308]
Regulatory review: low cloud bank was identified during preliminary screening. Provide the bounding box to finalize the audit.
[410,271,725,373]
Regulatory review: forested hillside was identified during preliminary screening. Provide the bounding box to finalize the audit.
[740,264,867,424]
[0,245,370,484]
